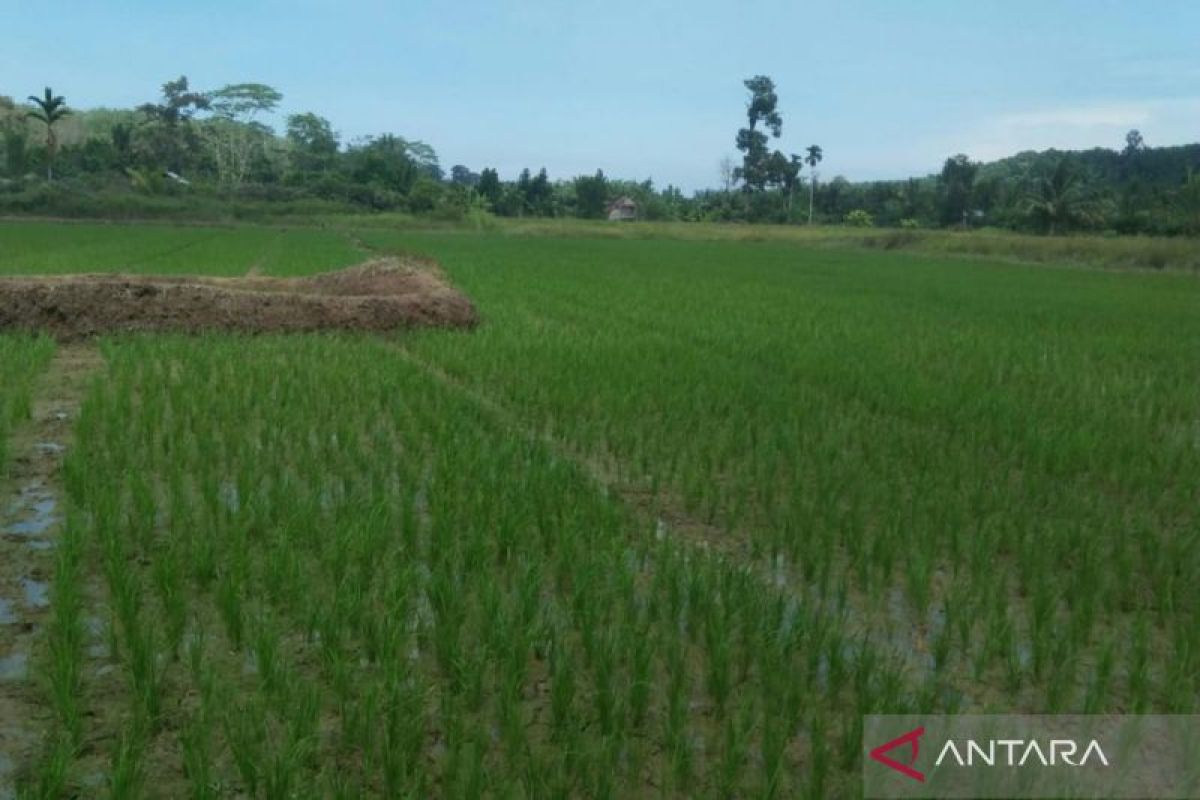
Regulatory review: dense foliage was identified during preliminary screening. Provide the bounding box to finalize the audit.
[1,77,1198,233]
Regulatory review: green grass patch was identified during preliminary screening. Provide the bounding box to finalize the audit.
[0,220,364,277]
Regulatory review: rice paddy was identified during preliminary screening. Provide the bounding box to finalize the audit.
[0,336,55,470]
[0,221,363,277]
[1,220,1197,796]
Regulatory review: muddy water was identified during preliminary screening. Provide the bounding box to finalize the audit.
[0,654,27,682]
[0,754,13,800]
[1,344,104,799]
[4,484,57,541]
[20,581,48,611]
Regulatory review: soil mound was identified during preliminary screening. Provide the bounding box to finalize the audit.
[0,258,478,340]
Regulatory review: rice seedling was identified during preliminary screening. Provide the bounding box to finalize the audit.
[0,335,55,470]
[4,221,1195,795]
[351,229,1198,724]
[17,332,916,795]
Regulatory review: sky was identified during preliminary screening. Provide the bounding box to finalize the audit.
[3,0,1198,192]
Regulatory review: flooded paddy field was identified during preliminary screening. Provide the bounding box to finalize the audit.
[0,221,1197,796]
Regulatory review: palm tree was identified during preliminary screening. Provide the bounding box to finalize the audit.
[1022,158,1102,235]
[26,87,69,181]
[804,144,823,224]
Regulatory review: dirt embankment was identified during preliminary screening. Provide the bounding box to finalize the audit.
[0,258,478,340]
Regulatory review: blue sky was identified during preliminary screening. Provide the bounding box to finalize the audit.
[3,1,1198,191]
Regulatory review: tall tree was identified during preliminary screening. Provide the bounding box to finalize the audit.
[528,168,552,215]
[780,153,803,218]
[574,169,609,219]
[137,76,211,172]
[804,144,823,224]
[206,83,282,121]
[1123,129,1145,156]
[477,167,501,207]
[346,134,418,194]
[286,113,339,177]
[138,76,210,127]
[734,76,785,192]
[25,87,70,181]
[203,84,283,187]
[405,140,442,181]
[516,168,532,216]
[449,164,480,186]
[938,154,978,226]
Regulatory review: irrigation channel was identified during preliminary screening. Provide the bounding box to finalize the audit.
[0,344,104,798]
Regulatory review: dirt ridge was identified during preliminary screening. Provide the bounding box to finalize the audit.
[0,258,478,341]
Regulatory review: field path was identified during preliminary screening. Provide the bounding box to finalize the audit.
[0,343,103,798]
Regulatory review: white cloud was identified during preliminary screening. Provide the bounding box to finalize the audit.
[995,105,1151,129]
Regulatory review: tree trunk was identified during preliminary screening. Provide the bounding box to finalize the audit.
[46,128,56,182]
[808,172,816,224]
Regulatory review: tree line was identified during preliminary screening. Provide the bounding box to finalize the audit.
[718,76,1200,235]
[2,75,1198,234]
[0,77,694,221]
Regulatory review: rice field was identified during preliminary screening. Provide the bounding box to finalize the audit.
[0,336,55,470]
[1,220,1198,797]
[0,221,363,277]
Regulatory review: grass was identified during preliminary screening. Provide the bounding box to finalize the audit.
[323,214,1200,272]
[5,215,1199,274]
[0,219,1196,795]
[0,220,364,277]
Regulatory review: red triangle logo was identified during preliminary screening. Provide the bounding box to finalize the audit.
[869,726,926,783]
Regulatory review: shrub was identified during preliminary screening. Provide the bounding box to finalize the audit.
[844,209,874,228]
[406,179,443,214]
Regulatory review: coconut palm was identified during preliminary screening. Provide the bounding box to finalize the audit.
[804,144,823,224]
[26,87,69,181]
[1022,157,1103,235]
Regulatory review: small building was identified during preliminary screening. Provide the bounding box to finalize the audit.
[607,196,638,221]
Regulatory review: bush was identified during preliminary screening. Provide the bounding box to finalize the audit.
[844,209,874,227]
[899,218,920,229]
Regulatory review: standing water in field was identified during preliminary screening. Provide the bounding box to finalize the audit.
[4,483,58,542]
[0,344,103,800]
[19,581,48,611]
[0,654,27,683]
